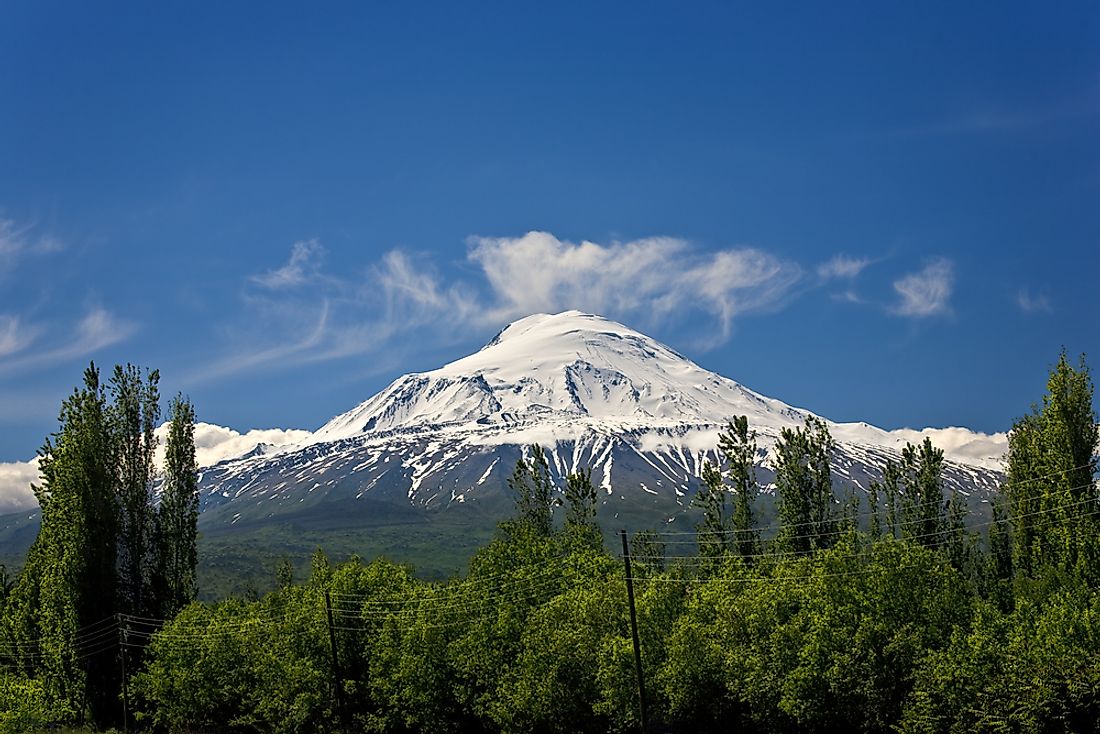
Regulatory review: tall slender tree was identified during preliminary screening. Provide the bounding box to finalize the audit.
[153,395,199,618]
[1006,351,1098,580]
[4,363,200,728]
[718,416,760,561]
[11,364,118,720]
[562,467,601,550]
[695,460,728,560]
[774,416,835,555]
[899,438,947,549]
[507,444,556,538]
[109,365,160,619]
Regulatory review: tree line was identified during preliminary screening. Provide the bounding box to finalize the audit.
[0,363,199,731]
[2,352,1098,732]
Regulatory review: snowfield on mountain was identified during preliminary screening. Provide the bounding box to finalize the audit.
[195,311,1006,529]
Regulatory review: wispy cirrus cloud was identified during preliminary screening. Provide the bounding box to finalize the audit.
[0,215,126,378]
[201,231,804,380]
[0,307,137,377]
[891,258,954,318]
[250,238,326,289]
[194,247,478,382]
[467,231,802,341]
[1016,288,1052,314]
[0,217,63,278]
[817,254,872,280]
[0,315,40,358]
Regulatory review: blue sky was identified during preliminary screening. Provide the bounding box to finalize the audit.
[0,0,1097,462]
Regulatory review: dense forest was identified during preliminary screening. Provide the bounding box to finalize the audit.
[2,352,1098,733]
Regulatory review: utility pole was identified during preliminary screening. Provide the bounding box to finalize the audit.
[324,589,351,734]
[119,616,130,734]
[621,530,649,733]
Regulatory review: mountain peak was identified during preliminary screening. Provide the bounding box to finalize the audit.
[305,311,1006,471]
[481,311,636,349]
[311,310,783,443]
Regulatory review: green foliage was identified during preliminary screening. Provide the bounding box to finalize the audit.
[506,444,557,539]
[0,362,198,729]
[110,364,160,620]
[9,350,1100,733]
[0,673,56,734]
[903,587,1100,733]
[774,415,836,555]
[1006,351,1099,581]
[660,541,970,733]
[154,395,199,619]
[10,364,115,718]
[694,461,728,560]
[694,416,762,562]
[719,415,760,561]
[562,467,602,551]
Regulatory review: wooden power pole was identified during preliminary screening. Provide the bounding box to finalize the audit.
[621,530,649,733]
[324,589,351,734]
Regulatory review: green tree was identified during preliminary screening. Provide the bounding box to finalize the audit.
[899,438,947,549]
[629,530,666,575]
[563,467,602,550]
[110,364,160,619]
[719,416,760,561]
[695,461,729,560]
[774,416,836,555]
[2,363,197,728]
[1005,351,1099,581]
[153,394,199,618]
[12,364,118,720]
[506,444,556,539]
[878,459,903,540]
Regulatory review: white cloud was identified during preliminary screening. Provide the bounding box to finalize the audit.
[373,250,479,328]
[0,315,38,358]
[0,458,40,513]
[0,422,313,512]
[195,244,478,381]
[817,254,871,280]
[0,216,63,277]
[831,290,865,304]
[884,426,1008,471]
[250,239,325,289]
[205,231,803,379]
[467,232,802,341]
[153,422,312,467]
[1016,288,1052,314]
[891,258,954,317]
[0,307,137,377]
[72,307,136,353]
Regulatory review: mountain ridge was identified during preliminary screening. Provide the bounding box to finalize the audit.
[189,311,1004,534]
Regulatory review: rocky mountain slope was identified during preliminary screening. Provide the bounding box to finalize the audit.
[196,311,1006,532]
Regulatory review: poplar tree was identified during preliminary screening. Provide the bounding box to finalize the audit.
[154,395,199,618]
[774,416,835,555]
[507,444,556,538]
[562,467,601,549]
[695,461,728,560]
[899,438,946,549]
[719,416,760,561]
[1006,351,1098,580]
[110,364,160,618]
[13,364,118,719]
[4,363,201,727]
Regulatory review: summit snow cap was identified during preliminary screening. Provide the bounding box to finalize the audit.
[307,311,1006,470]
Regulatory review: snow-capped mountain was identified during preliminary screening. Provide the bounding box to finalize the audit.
[196,311,1005,530]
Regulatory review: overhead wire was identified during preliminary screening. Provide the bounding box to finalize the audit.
[5,472,1097,659]
[651,460,1097,540]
